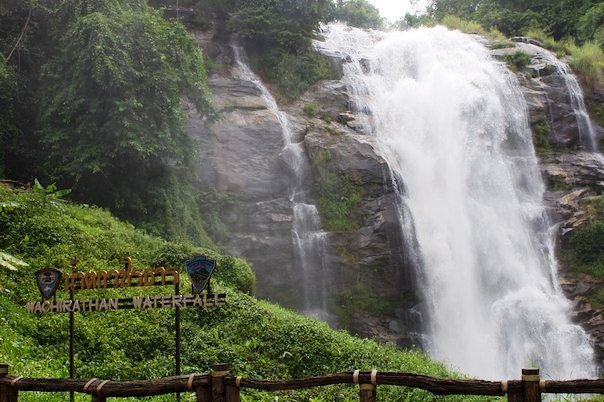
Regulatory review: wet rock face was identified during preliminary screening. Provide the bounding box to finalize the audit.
[189,30,602,355]
[292,82,423,347]
[187,31,302,306]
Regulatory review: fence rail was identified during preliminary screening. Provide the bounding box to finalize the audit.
[1,363,602,402]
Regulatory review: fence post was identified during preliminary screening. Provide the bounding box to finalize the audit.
[91,396,106,402]
[359,384,376,402]
[195,385,211,402]
[0,364,18,402]
[226,383,241,402]
[211,364,229,402]
[522,368,541,402]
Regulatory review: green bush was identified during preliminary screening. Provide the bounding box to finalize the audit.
[331,0,384,29]
[252,50,335,101]
[504,50,531,71]
[577,3,604,45]
[441,15,486,35]
[303,102,319,117]
[0,185,493,402]
[569,41,604,90]
[560,196,604,300]
[315,173,363,232]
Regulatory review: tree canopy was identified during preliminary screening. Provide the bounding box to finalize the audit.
[331,0,384,30]
[427,0,604,42]
[0,0,213,243]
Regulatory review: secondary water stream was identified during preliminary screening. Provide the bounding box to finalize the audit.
[318,24,596,379]
[231,45,331,321]
[517,42,601,154]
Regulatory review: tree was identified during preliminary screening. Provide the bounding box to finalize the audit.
[32,0,213,239]
[331,0,384,29]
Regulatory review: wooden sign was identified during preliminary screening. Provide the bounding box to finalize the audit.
[26,255,221,402]
[64,258,179,291]
[27,256,223,313]
[26,293,227,313]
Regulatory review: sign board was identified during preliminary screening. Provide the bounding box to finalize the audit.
[26,255,222,313]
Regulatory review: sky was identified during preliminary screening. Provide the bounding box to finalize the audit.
[367,0,429,22]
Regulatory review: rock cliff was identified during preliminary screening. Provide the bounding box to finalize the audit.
[188,29,603,361]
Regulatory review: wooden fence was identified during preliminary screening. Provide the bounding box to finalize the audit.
[1,363,602,402]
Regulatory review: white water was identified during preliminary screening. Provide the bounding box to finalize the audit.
[231,45,331,321]
[319,24,596,379]
[517,42,600,153]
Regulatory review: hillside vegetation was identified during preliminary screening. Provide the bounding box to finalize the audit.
[0,184,496,401]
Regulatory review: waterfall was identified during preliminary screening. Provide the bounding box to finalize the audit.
[517,42,600,153]
[318,24,596,379]
[231,45,331,321]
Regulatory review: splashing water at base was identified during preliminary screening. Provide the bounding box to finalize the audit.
[318,24,597,379]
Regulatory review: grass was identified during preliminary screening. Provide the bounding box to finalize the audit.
[569,41,604,90]
[440,15,506,41]
[525,28,570,57]
[0,184,497,401]
[504,50,531,71]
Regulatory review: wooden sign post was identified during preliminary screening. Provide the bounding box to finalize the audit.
[26,255,224,402]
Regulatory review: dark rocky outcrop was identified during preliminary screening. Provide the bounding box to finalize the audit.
[187,31,301,307]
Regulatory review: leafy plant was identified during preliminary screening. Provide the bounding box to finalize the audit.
[0,185,488,402]
[0,251,28,271]
[569,41,604,90]
[32,179,71,206]
[504,50,531,71]
[330,0,384,29]
[303,102,319,117]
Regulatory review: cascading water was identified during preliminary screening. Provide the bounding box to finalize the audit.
[231,45,331,321]
[318,24,597,379]
[516,42,601,153]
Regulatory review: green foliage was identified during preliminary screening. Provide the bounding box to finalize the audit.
[303,102,320,117]
[569,41,604,90]
[40,1,211,196]
[317,173,362,232]
[399,13,437,29]
[577,4,604,46]
[0,185,490,401]
[429,0,603,42]
[504,50,531,71]
[251,50,335,100]
[310,149,363,234]
[441,15,487,35]
[525,28,570,57]
[489,40,514,49]
[194,0,334,100]
[531,117,552,153]
[560,196,604,285]
[0,251,28,272]
[0,55,17,179]
[331,0,384,30]
[0,0,215,244]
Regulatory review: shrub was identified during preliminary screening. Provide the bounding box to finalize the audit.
[253,50,335,100]
[505,50,531,71]
[569,41,604,90]
[303,102,319,117]
[441,15,486,35]
[525,28,570,56]
[331,0,384,30]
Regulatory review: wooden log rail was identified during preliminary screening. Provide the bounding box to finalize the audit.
[1,364,603,402]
